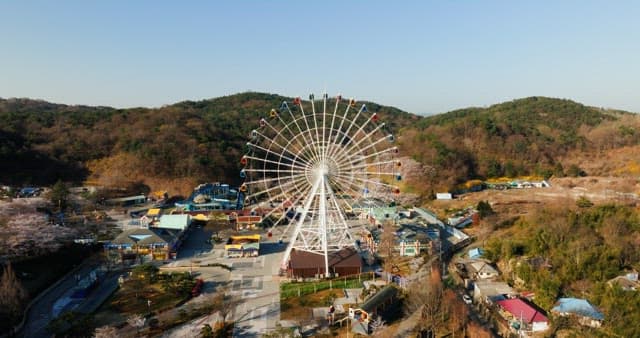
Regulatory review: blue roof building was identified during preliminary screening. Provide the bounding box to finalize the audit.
[551,298,604,328]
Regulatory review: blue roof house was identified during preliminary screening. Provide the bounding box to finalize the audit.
[468,248,485,259]
[551,298,604,328]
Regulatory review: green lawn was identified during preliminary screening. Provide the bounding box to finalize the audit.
[280,273,375,299]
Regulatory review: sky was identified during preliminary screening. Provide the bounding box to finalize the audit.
[1,1,638,115]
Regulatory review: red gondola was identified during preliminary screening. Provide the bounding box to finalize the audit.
[293,97,301,105]
[371,113,379,122]
[240,156,248,166]
[393,187,400,195]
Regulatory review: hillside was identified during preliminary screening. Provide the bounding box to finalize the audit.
[398,97,640,194]
[0,93,419,194]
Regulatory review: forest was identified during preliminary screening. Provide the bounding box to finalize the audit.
[483,203,640,337]
[2,94,639,196]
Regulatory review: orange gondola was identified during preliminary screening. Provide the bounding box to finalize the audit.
[396,161,402,167]
[239,184,247,192]
[270,109,278,118]
[349,98,356,107]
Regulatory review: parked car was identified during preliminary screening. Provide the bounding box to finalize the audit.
[462,294,472,304]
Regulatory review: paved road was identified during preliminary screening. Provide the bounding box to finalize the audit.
[19,262,113,337]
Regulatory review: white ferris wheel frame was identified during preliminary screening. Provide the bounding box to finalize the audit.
[241,93,401,277]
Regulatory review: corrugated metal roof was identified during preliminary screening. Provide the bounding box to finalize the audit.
[496,298,548,323]
[158,214,191,230]
[289,248,362,270]
[551,298,604,320]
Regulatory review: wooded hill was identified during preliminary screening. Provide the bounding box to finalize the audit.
[0,93,419,194]
[398,97,640,194]
[1,94,638,195]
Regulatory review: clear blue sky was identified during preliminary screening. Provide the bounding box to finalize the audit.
[1,1,638,115]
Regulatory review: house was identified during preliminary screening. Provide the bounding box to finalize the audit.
[496,298,549,332]
[155,214,191,231]
[607,272,639,291]
[473,280,515,304]
[468,248,485,259]
[436,193,453,200]
[106,227,182,260]
[235,215,262,231]
[106,195,146,207]
[288,247,362,279]
[349,285,399,335]
[224,234,260,258]
[551,298,604,328]
[469,261,500,280]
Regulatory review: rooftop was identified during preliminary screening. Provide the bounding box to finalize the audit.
[551,298,604,321]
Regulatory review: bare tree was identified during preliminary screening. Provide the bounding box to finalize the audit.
[127,313,146,336]
[0,263,28,320]
[209,286,240,325]
[93,325,118,338]
[370,316,387,336]
[404,264,446,335]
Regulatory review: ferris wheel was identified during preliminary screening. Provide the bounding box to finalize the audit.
[239,93,401,276]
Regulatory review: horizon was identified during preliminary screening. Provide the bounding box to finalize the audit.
[2,92,637,116]
[1,1,639,115]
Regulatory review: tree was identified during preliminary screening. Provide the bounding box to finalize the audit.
[476,200,494,218]
[207,219,230,240]
[131,263,159,283]
[576,196,594,208]
[127,314,145,336]
[200,323,213,338]
[48,180,69,211]
[0,263,28,321]
[404,265,446,335]
[370,316,387,336]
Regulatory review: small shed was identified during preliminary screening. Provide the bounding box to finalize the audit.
[224,234,260,258]
[436,193,452,200]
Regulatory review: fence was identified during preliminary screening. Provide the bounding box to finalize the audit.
[280,272,376,299]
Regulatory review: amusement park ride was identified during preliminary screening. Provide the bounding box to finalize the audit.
[240,93,401,276]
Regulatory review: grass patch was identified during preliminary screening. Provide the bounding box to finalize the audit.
[280,273,373,299]
[280,289,341,321]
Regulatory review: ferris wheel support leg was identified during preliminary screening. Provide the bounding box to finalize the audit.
[319,176,330,278]
[280,174,322,273]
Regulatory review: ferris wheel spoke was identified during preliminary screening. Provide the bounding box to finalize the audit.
[245,174,308,200]
[283,103,323,164]
[252,129,311,168]
[323,94,341,163]
[243,172,307,186]
[331,104,366,158]
[338,122,387,160]
[331,172,397,191]
[246,142,308,167]
[333,135,394,170]
[243,155,310,172]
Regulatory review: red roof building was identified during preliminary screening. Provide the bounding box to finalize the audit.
[496,298,549,332]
